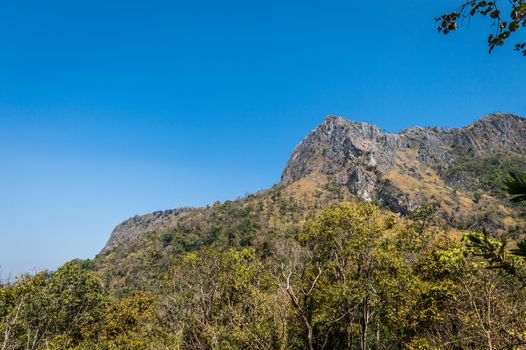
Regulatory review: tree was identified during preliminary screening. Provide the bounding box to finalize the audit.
[506,171,526,204]
[505,172,526,258]
[0,264,108,350]
[276,203,427,350]
[463,171,526,281]
[95,293,158,350]
[45,263,108,344]
[0,272,49,350]
[163,247,286,349]
[437,0,526,55]
[414,237,526,349]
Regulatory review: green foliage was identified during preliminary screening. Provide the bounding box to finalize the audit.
[0,264,108,350]
[161,247,285,349]
[505,171,526,203]
[445,151,526,196]
[511,239,526,257]
[437,0,526,55]
[460,170,526,283]
[464,231,526,283]
[47,263,108,340]
[278,204,449,349]
[417,238,467,280]
[4,198,526,349]
[95,293,158,350]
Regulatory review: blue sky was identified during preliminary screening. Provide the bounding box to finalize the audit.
[1,0,525,278]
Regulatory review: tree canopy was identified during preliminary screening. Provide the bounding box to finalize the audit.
[437,0,526,55]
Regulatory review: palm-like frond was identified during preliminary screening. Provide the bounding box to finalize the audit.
[510,239,526,257]
[463,231,518,275]
[505,172,526,203]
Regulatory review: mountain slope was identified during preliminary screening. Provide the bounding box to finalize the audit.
[94,113,526,293]
[282,113,526,228]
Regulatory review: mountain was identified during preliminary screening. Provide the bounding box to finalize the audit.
[94,113,526,292]
[8,114,525,349]
[101,114,526,253]
[282,113,526,226]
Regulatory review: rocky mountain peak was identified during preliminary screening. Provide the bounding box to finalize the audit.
[101,113,525,253]
[281,113,526,214]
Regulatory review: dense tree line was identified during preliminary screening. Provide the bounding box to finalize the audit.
[2,200,525,349]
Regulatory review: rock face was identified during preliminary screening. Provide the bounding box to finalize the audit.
[101,113,526,253]
[281,114,526,214]
[101,208,192,253]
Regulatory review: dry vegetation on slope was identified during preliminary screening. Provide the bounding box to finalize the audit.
[2,114,526,349]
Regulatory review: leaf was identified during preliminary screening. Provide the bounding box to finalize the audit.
[505,172,526,203]
[510,240,526,257]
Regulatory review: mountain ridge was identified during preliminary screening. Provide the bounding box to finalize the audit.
[100,113,526,255]
[281,113,526,214]
[282,113,526,183]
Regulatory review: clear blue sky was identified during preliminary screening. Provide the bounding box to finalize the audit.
[1,0,524,278]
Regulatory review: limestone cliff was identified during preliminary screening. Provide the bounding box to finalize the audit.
[281,114,526,217]
[101,113,526,254]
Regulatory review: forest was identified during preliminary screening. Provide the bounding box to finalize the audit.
[2,0,526,348]
[1,177,526,349]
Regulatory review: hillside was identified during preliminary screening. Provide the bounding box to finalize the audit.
[282,113,526,230]
[3,113,526,350]
[93,113,526,293]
